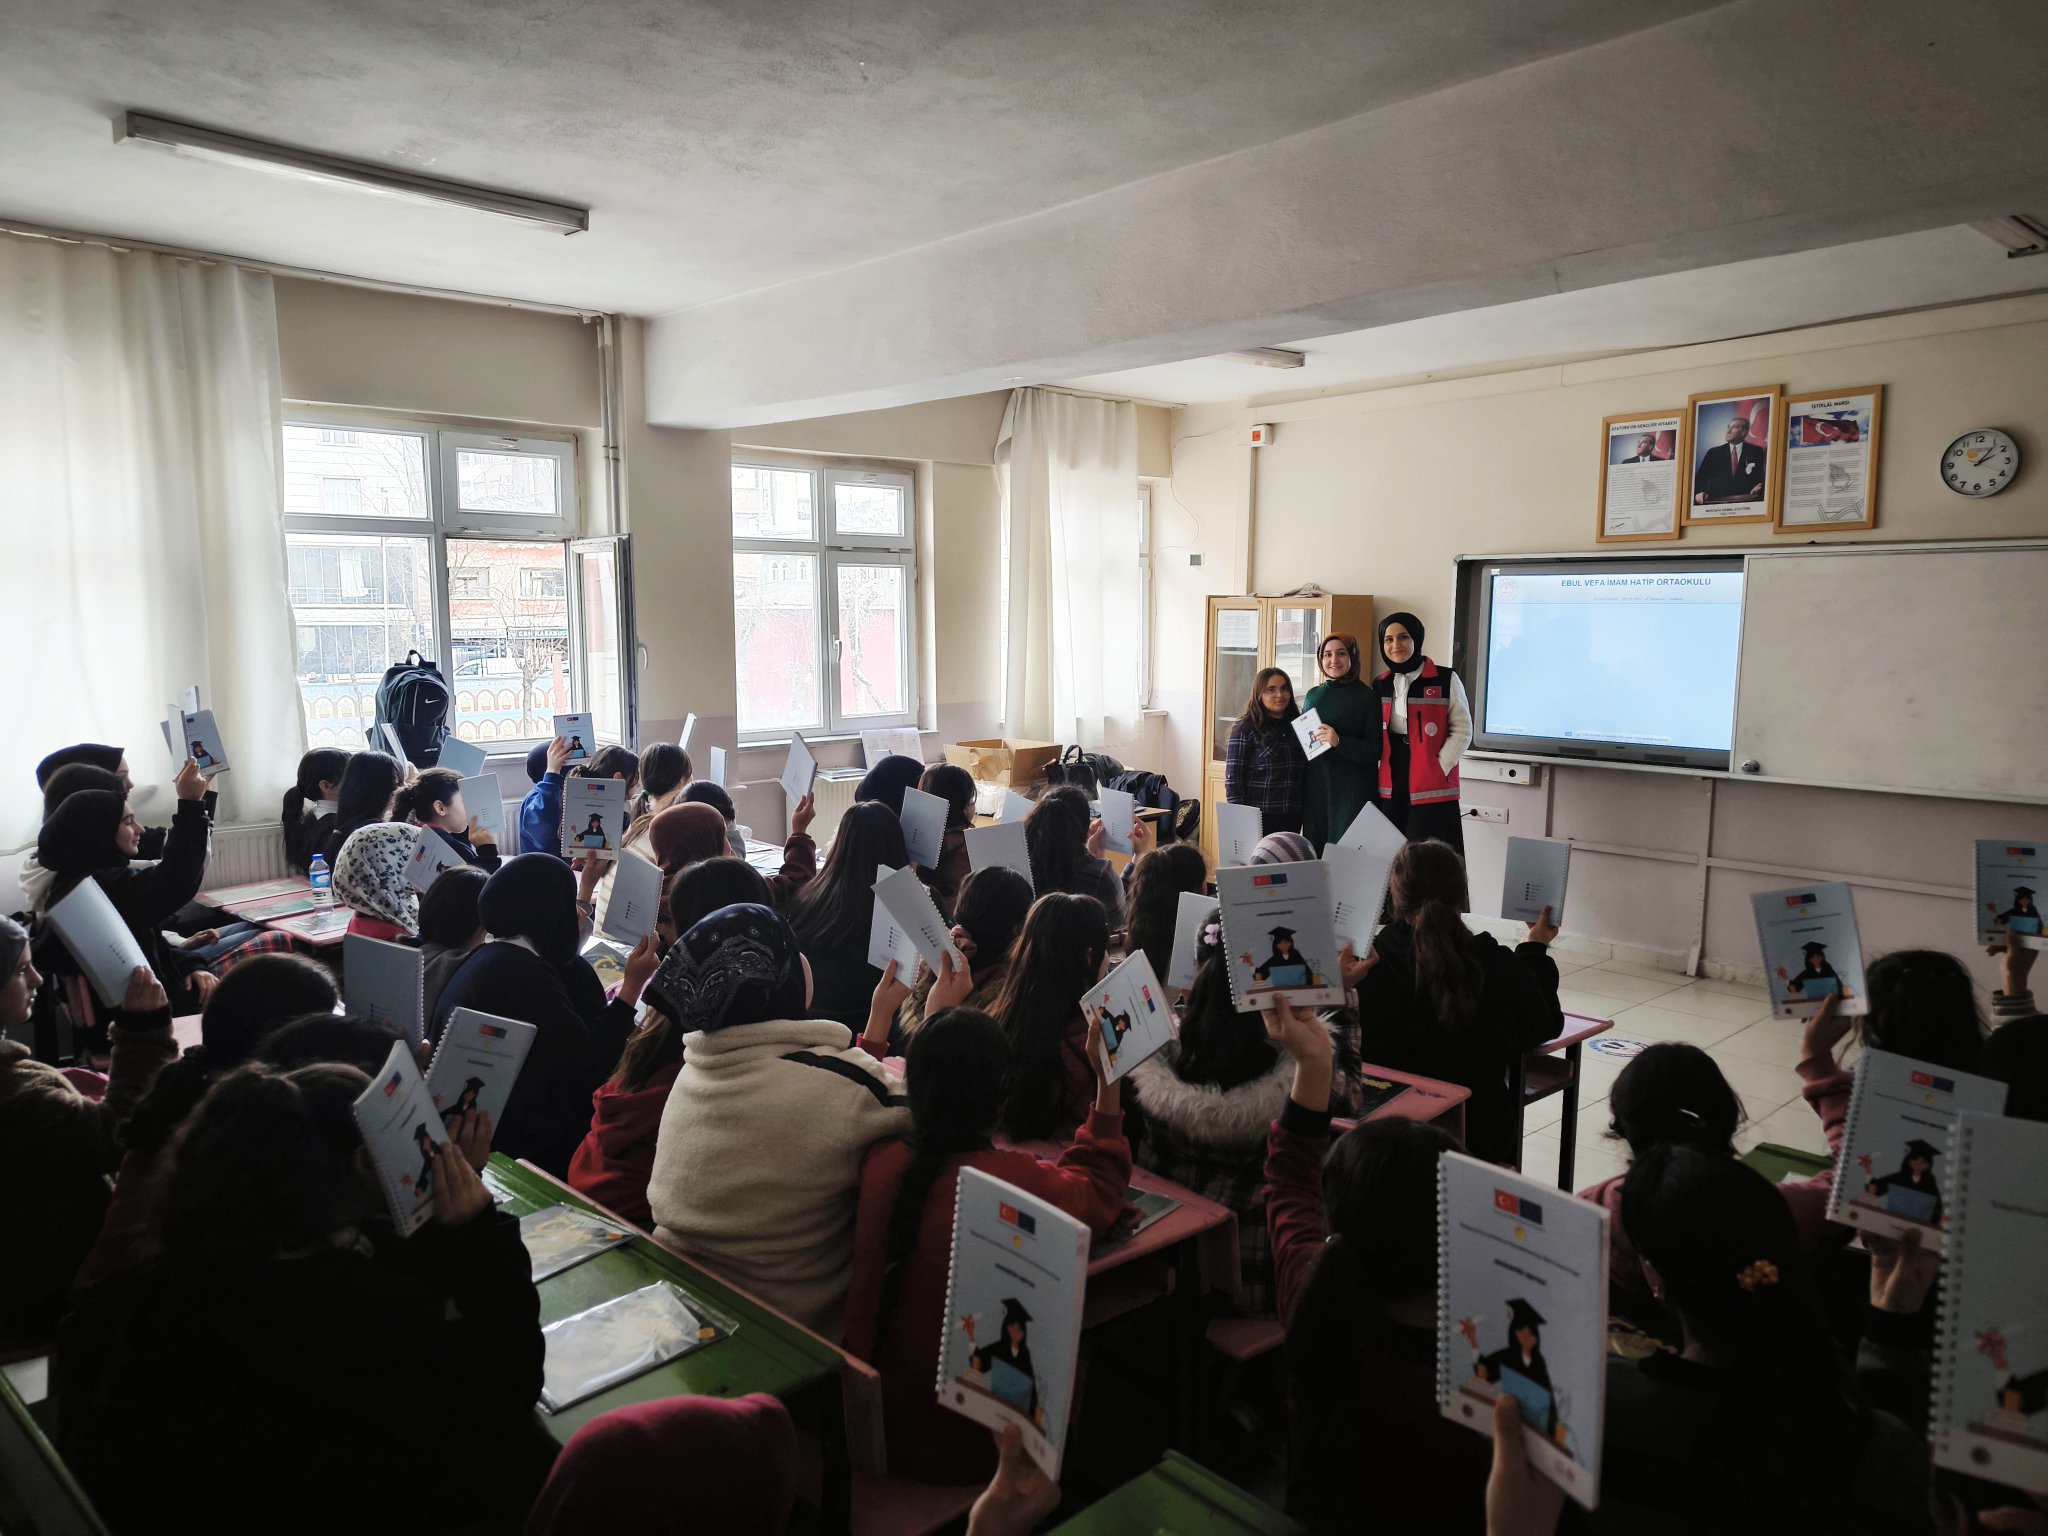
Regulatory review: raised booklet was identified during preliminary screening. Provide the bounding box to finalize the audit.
[899,785,949,870]
[562,776,629,861]
[867,864,924,975]
[519,1204,634,1282]
[351,1039,447,1236]
[1291,708,1331,764]
[177,707,230,774]
[1752,880,1869,1020]
[1933,1111,2048,1496]
[781,731,818,804]
[1097,786,1137,858]
[1215,861,1345,1011]
[45,877,150,1007]
[343,932,426,1047]
[552,712,595,764]
[678,711,697,750]
[1501,836,1571,926]
[599,851,663,947]
[176,683,201,714]
[425,1007,538,1128]
[1215,801,1263,869]
[1336,800,1407,856]
[540,1281,734,1414]
[1977,839,2048,951]
[1084,948,1173,1082]
[1439,1152,1608,1511]
[377,722,412,766]
[404,827,466,893]
[860,726,921,768]
[873,864,960,974]
[707,745,728,788]
[1167,890,1215,991]
[1826,1047,2005,1248]
[1000,789,1034,823]
[1325,840,1396,952]
[458,774,506,844]
[937,1168,1090,1478]
[964,820,1034,891]
[436,735,486,777]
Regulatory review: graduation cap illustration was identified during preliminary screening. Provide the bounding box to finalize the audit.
[1800,941,1829,958]
[1270,926,1298,942]
[1902,1138,1940,1163]
[2016,887,2038,899]
[2003,1367,2048,1416]
[1507,1298,1546,1333]
[1000,1297,1033,1331]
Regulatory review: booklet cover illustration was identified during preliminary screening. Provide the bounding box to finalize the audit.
[562,776,629,861]
[1084,948,1173,1082]
[178,707,230,774]
[405,826,466,892]
[424,1008,538,1128]
[1751,880,1869,1020]
[1292,707,1331,764]
[1977,840,2048,952]
[552,712,594,763]
[1826,1047,2006,1247]
[1215,861,1344,1011]
[350,1039,448,1237]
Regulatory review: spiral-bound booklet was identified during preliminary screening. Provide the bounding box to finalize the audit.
[1752,880,1869,1020]
[562,776,629,862]
[351,1039,446,1237]
[1166,890,1216,990]
[936,1168,1090,1478]
[1977,839,2048,951]
[1324,840,1395,952]
[1933,1112,2048,1495]
[1825,1047,2006,1248]
[405,827,467,892]
[866,864,923,975]
[1214,801,1262,869]
[1214,861,1344,1011]
[45,877,151,1007]
[177,707,231,774]
[1438,1152,1609,1511]
[964,820,1034,891]
[343,932,426,1047]
[424,1008,538,1128]
[1083,948,1173,1082]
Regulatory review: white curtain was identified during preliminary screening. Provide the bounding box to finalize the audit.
[0,234,301,845]
[997,389,1141,746]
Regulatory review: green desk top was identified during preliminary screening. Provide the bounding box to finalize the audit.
[1740,1141,1833,1185]
[485,1156,844,1443]
[1049,1451,1302,1535]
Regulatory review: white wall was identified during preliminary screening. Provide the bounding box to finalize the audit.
[1157,294,2048,991]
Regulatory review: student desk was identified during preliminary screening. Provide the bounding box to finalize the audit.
[1742,1141,1833,1184]
[1518,1011,1613,1191]
[1048,1450,1302,1535]
[197,876,349,949]
[1337,1062,1471,1143]
[481,1156,855,1530]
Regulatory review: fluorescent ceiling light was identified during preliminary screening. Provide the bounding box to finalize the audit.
[115,111,589,236]
[1223,346,1307,368]
[1972,216,2048,259]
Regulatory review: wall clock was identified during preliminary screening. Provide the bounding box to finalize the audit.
[1940,429,2020,497]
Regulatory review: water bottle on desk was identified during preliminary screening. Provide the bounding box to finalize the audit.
[309,854,333,908]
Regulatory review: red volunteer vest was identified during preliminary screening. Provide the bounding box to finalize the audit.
[1377,657,1461,805]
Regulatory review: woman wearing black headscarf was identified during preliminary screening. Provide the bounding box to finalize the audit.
[429,855,659,1177]
[1300,634,1380,853]
[34,743,210,862]
[1370,611,1471,855]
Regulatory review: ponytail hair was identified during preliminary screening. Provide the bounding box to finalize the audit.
[394,767,462,826]
[1388,839,1482,1032]
[629,743,693,839]
[875,1007,1008,1342]
[282,748,352,872]
[1607,1042,1744,1157]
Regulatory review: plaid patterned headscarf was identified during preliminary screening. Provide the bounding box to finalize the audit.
[644,902,806,1034]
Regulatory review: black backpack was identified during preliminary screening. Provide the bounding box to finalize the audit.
[1045,745,1126,799]
[374,651,452,766]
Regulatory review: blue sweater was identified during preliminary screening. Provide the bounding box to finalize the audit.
[518,773,566,861]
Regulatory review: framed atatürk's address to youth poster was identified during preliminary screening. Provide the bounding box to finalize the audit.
[1597,412,1683,543]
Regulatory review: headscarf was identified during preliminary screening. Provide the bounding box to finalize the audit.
[0,913,28,982]
[645,902,806,1035]
[1249,832,1316,865]
[35,743,122,789]
[648,803,731,877]
[36,789,131,884]
[524,1393,798,1536]
[333,823,422,935]
[1376,610,1426,677]
[42,764,125,819]
[478,853,580,967]
[855,755,924,816]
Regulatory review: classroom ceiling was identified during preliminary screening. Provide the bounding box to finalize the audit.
[0,0,1729,314]
[1055,227,2048,408]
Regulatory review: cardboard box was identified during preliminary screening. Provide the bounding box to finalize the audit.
[943,738,1062,787]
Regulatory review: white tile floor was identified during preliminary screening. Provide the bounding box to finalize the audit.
[1519,958,1835,1192]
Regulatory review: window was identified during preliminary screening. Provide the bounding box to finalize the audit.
[731,457,916,738]
[283,417,627,753]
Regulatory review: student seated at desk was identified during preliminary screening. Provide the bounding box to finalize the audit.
[786,802,909,1032]
[317,749,406,869]
[1354,839,1561,1166]
[1024,784,1126,924]
[914,762,977,917]
[282,747,351,874]
[844,1004,1130,1485]
[645,902,908,1339]
[987,892,1110,1144]
[894,866,1033,1040]
[418,865,488,1025]
[855,753,925,815]
[678,780,750,859]
[586,741,691,931]
[1262,1003,1489,1535]
[1121,842,1209,988]
[333,821,423,940]
[656,794,819,910]
[56,1065,549,1536]
[1859,947,1987,1073]
[1128,923,1360,1317]
[398,766,500,872]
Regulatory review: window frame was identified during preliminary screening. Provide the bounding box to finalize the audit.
[730,451,919,744]
[282,411,625,757]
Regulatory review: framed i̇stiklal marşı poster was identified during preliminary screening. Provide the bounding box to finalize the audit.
[1681,385,1781,526]
[1776,386,1882,533]
[1596,412,1684,543]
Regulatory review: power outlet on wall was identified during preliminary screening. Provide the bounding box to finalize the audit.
[1465,805,1507,825]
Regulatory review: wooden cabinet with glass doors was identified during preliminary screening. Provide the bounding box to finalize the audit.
[1199,592,1375,868]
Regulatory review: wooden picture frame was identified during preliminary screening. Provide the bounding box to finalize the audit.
[1596,411,1684,543]
[1775,385,1883,533]
[1680,385,1782,526]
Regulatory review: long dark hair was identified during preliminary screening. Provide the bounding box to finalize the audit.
[987,893,1108,1140]
[1023,785,1094,901]
[1607,1042,1745,1157]
[1387,839,1482,1033]
[1621,1146,1868,1499]
[331,751,406,840]
[418,865,488,949]
[951,867,1034,983]
[918,763,977,831]
[394,767,462,826]
[875,1007,1008,1340]
[786,802,908,952]
[1124,844,1208,983]
[1286,1117,1461,1532]
[1860,949,1985,1072]
[282,749,351,872]
[1236,666,1300,734]
[628,743,692,841]
[1175,941,1280,1091]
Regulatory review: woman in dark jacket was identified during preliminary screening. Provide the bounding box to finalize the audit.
[430,855,658,1177]
[785,802,911,1032]
[1300,634,1379,852]
[1355,839,1561,1165]
[1225,667,1308,837]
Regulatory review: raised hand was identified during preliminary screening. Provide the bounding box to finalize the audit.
[430,1133,492,1226]
[1526,905,1559,946]
[928,946,976,1014]
[120,965,168,1015]
[621,933,662,1003]
[791,792,817,837]
[173,757,210,800]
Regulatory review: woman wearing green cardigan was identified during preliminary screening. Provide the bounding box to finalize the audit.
[1300,633,1380,852]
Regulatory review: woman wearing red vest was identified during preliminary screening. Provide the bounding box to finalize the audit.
[1371,612,1471,856]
